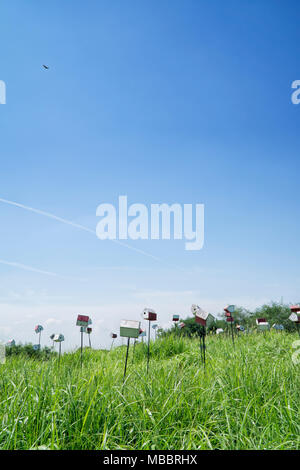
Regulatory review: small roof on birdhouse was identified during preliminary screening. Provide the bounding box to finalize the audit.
[290,305,300,312]
[256,318,267,324]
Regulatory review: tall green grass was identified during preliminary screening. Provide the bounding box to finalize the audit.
[0,331,299,450]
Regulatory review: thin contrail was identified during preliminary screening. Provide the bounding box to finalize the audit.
[0,197,161,262]
[0,258,86,280]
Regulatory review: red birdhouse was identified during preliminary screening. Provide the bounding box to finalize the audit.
[76,315,89,327]
[143,308,157,321]
[290,305,300,313]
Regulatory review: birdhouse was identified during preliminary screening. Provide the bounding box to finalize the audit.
[236,325,245,332]
[120,320,141,338]
[139,329,146,337]
[87,327,92,334]
[290,305,300,313]
[224,305,235,314]
[226,316,234,322]
[143,308,157,321]
[272,324,284,331]
[172,314,180,322]
[54,334,64,342]
[178,322,186,329]
[6,339,15,347]
[33,344,40,351]
[191,304,200,315]
[152,324,158,330]
[289,312,300,323]
[110,333,118,339]
[256,318,270,330]
[35,325,43,334]
[88,318,92,325]
[195,308,215,327]
[50,334,55,340]
[76,315,89,327]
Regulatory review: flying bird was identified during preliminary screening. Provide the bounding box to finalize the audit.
[42,65,49,69]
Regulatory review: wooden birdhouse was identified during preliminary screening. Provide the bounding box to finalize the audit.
[120,320,141,338]
[76,315,89,327]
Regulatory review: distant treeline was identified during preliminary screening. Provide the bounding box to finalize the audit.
[160,302,299,337]
[5,343,57,360]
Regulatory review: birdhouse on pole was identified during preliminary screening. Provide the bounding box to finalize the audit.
[120,320,141,382]
[143,308,157,322]
[256,318,270,331]
[289,306,300,323]
[35,325,43,334]
[120,320,140,338]
[195,307,214,327]
[54,334,64,342]
[76,315,89,327]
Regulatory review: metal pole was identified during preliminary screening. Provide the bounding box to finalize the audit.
[199,329,203,364]
[123,337,130,382]
[230,320,235,346]
[132,339,136,364]
[39,331,41,349]
[59,342,61,362]
[88,334,91,348]
[202,328,206,367]
[110,339,114,351]
[80,330,83,368]
[147,320,151,374]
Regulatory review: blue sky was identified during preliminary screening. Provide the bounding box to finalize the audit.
[1,0,300,349]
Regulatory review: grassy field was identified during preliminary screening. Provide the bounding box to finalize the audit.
[0,331,299,450]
